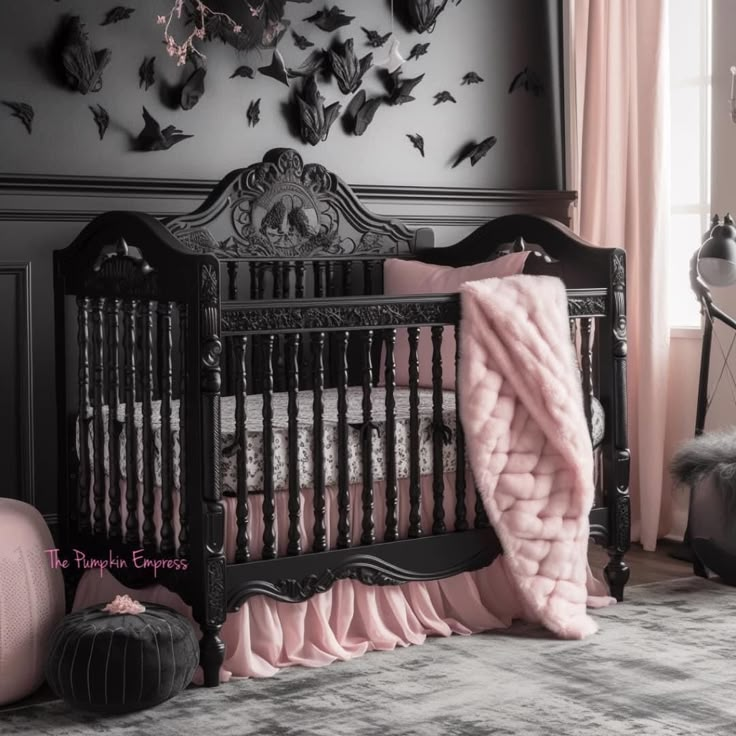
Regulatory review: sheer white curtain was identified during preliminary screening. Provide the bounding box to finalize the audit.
[566,0,672,550]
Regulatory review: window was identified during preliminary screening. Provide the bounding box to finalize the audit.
[668,0,712,328]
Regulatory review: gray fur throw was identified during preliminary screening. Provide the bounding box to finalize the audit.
[670,429,736,490]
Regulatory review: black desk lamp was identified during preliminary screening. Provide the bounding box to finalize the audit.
[691,214,736,436]
[673,214,736,568]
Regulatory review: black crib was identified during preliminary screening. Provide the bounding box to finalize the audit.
[54,148,630,687]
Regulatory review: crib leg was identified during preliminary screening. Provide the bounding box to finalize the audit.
[604,552,630,602]
[200,625,225,687]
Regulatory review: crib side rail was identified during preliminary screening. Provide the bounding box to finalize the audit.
[219,289,607,605]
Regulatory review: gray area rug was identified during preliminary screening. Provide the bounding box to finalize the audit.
[3,576,736,736]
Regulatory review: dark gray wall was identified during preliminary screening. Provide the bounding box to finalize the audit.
[1,0,564,187]
[0,0,567,523]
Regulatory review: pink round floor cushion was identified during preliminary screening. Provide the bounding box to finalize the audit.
[0,498,65,705]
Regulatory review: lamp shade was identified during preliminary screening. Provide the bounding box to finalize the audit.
[699,218,736,287]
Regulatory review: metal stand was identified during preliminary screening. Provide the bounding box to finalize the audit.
[670,249,736,575]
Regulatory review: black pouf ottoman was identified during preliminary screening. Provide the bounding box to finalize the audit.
[672,429,736,582]
[45,596,199,714]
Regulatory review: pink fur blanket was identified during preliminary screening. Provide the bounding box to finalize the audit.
[458,275,614,639]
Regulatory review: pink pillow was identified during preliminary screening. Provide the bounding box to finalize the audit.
[382,252,530,389]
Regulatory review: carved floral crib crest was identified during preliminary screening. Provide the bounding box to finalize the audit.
[166,149,412,259]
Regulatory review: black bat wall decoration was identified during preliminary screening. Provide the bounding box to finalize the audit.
[287,50,326,78]
[136,106,192,151]
[452,136,497,167]
[345,90,381,135]
[408,43,430,61]
[101,6,134,25]
[328,39,372,94]
[361,27,391,47]
[89,104,109,139]
[139,56,155,90]
[407,133,425,157]
[434,90,456,104]
[230,65,255,79]
[388,71,425,105]
[292,30,314,49]
[462,71,483,85]
[247,98,261,127]
[2,101,34,134]
[406,0,448,34]
[59,16,112,94]
[259,50,290,87]
[295,75,341,145]
[508,66,544,96]
[180,67,206,110]
[305,6,355,32]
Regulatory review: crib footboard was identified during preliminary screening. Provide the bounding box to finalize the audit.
[219,293,502,610]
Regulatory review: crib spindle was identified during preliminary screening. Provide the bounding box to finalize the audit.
[287,333,301,556]
[252,263,265,391]
[327,262,336,296]
[258,263,267,298]
[342,261,353,295]
[431,326,446,535]
[286,261,296,300]
[141,301,157,553]
[361,330,375,546]
[249,263,258,300]
[295,261,306,298]
[122,300,139,546]
[76,297,92,535]
[454,326,468,531]
[581,318,594,435]
[336,331,351,549]
[274,262,285,299]
[177,303,189,558]
[316,262,327,297]
[227,262,238,301]
[105,298,122,542]
[408,327,421,538]
[158,302,175,557]
[91,297,107,538]
[262,335,276,560]
[384,329,398,542]
[312,332,327,552]
[234,336,249,563]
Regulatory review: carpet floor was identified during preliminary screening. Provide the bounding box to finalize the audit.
[2,576,735,736]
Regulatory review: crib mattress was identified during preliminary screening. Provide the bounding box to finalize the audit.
[89,388,459,494]
[86,387,604,495]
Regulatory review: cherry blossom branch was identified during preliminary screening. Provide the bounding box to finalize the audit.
[158,0,261,66]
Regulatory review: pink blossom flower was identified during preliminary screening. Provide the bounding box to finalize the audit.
[233,24,242,33]
[194,27,205,39]
[103,595,146,615]
[156,15,167,25]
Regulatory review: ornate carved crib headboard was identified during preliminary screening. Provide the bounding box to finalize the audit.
[165,148,435,394]
[165,147,434,267]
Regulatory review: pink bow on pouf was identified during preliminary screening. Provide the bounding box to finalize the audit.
[103,595,146,615]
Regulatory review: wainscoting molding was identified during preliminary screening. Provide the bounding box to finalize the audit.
[0,262,35,506]
[0,173,575,523]
[0,174,577,228]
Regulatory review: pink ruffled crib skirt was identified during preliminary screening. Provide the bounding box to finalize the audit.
[74,473,530,678]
